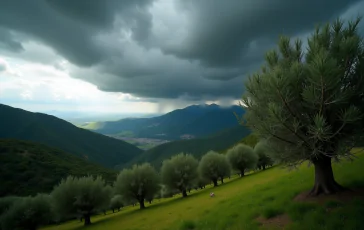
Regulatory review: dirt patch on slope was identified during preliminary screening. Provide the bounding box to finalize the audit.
[256,214,292,229]
[294,189,364,204]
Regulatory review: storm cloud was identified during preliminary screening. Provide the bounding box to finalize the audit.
[0,0,363,101]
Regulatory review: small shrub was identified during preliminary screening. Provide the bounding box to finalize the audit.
[262,196,275,202]
[287,203,319,221]
[325,200,344,209]
[262,207,284,219]
[179,220,196,230]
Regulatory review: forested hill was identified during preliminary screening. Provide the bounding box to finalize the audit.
[0,104,143,168]
[120,125,251,169]
[0,139,117,197]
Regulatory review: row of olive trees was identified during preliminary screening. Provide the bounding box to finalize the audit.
[0,176,126,230]
[0,141,272,229]
[161,141,273,197]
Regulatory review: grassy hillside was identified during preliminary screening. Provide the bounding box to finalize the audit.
[0,104,143,168]
[122,125,251,169]
[42,149,364,230]
[0,139,117,197]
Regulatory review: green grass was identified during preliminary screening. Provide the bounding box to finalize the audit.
[43,149,364,230]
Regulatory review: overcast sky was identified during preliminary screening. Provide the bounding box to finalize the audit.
[0,0,363,115]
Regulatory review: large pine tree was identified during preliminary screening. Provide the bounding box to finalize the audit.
[239,18,364,196]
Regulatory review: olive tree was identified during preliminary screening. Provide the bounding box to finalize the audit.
[114,163,160,209]
[198,151,231,186]
[254,141,274,170]
[226,143,258,176]
[51,176,111,226]
[1,194,53,230]
[161,153,199,198]
[109,195,123,213]
[238,18,364,196]
[195,177,209,190]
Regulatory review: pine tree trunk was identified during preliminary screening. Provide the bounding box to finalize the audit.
[112,209,115,213]
[263,165,266,170]
[182,189,188,197]
[220,177,224,184]
[212,179,218,187]
[139,199,145,209]
[84,214,91,226]
[309,155,346,196]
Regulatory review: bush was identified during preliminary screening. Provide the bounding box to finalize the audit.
[0,194,53,230]
[179,220,196,230]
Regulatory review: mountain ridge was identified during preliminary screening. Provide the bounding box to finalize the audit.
[88,104,245,140]
[0,104,143,168]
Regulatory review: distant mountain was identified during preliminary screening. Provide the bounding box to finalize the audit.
[119,125,251,169]
[0,139,117,197]
[0,104,143,168]
[90,104,245,140]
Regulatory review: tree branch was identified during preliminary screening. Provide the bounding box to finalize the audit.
[261,125,297,146]
[274,88,313,150]
[319,74,325,115]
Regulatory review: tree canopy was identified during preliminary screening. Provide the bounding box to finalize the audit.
[239,17,364,195]
[51,176,111,226]
[226,144,258,176]
[114,163,160,209]
[0,194,53,230]
[254,141,274,170]
[161,153,199,197]
[109,195,123,213]
[198,151,231,186]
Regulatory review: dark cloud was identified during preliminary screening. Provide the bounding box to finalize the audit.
[0,0,154,67]
[0,0,362,101]
[164,0,360,67]
[0,28,24,52]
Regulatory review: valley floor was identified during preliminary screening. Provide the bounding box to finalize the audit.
[43,149,364,230]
